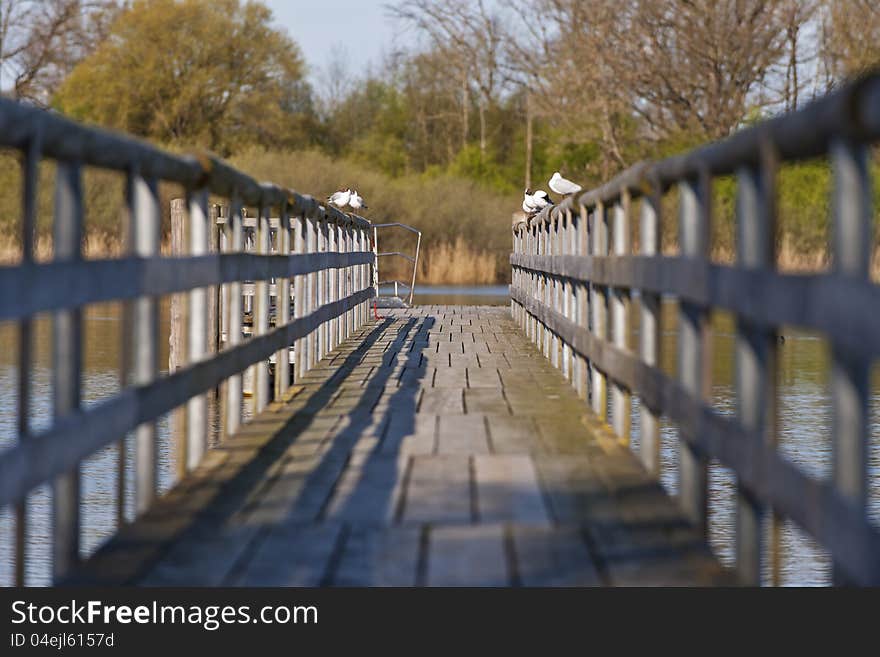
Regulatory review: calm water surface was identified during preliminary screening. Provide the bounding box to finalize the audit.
[1,286,877,585]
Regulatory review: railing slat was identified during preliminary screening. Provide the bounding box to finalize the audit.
[15,134,39,585]
[830,138,872,585]
[734,157,779,585]
[52,160,84,582]
[293,214,306,381]
[638,185,661,475]
[676,173,711,535]
[276,202,291,398]
[575,205,589,400]
[186,189,210,471]
[610,192,632,443]
[129,171,160,516]
[254,202,271,413]
[590,203,608,420]
[224,197,245,438]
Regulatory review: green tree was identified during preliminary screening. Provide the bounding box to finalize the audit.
[53,0,311,154]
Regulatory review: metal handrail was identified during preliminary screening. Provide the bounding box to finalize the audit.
[377,251,416,262]
[511,71,880,586]
[373,223,422,305]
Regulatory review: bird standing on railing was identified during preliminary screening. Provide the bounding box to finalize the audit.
[522,188,537,214]
[522,188,553,215]
[549,171,582,195]
[328,188,352,207]
[531,189,553,212]
[349,190,368,211]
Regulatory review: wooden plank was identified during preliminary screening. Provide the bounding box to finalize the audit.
[324,454,408,524]
[381,412,435,455]
[436,414,490,454]
[466,366,501,388]
[419,388,464,414]
[230,523,342,586]
[433,367,468,388]
[401,456,472,524]
[484,414,540,453]
[426,525,509,586]
[512,525,601,586]
[473,455,549,523]
[463,388,510,414]
[331,527,421,586]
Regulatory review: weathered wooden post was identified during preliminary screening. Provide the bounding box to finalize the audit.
[639,180,662,475]
[294,212,306,381]
[575,204,589,401]
[224,197,244,437]
[590,202,608,421]
[677,171,711,536]
[52,160,83,582]
[275,201,292,398]
[829,138,872,585]
[611,192,632,443]
[169,198,187,480]
[15,139,38,585]
[253,201,271,412]
[129,170,160,516]
[169,196,218,474]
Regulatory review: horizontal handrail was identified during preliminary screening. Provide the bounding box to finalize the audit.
[377,251,416,262]
[372,222,422,236]
[378,280,411,289]
[0,251,373,320]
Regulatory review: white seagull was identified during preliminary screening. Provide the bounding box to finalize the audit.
[549,171,582,195]
[349,190,368,211]
[327,188,352,208]
[531,189,553,211]
[522,188,537,214]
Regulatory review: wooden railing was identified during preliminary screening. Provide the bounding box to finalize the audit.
[0,98,375,584]
[511,73,880,585]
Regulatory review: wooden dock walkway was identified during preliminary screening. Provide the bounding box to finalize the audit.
[67,306,729,587]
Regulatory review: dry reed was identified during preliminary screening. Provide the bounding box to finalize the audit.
[417,238,498,285]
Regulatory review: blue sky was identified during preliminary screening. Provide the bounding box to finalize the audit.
[264,0,404,82]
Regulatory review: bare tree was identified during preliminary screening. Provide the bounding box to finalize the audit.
[506,0,635,176]
[388,0,508,161]
[0,0,118,105]
[820,0,880,82]
[315,45,356,119]
[608,1,791,141]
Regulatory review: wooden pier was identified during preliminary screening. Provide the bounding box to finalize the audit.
[66,307,729,586]
[3,74,880,588]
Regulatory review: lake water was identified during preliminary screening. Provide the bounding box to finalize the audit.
[0,285,877,586]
